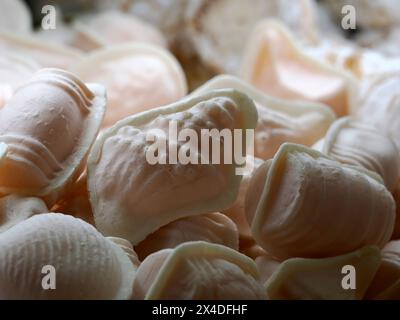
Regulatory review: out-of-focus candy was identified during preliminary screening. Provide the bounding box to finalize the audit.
[365,241,400,299]
[242,20,357,116]
[135,212,239,260]
[0,213,136,299]
[71,44,187,128]
[247,143,395,260]
[355,73,400,150]
[0,68,106,206]
[0,54,40,108]
[193,75,335,159]
[75,11,167,48]
[132,241,267,300]
[0,0,31,35]
[87,89,258,245]
[265,246,381,299]
[0,195,48,233]
[0,31,82,70]
[255,254,281,284]
[314,117,400,191]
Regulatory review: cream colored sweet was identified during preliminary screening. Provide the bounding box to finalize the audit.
[315,117,400,191]
[132,241,267,300]
[0,195,48,233]
[247,143,395,260]
[107,236,141,268]
[71,44,187,128]
[0,54,40,108]
[0,213,136,299]
[0,31,82,70]
[87,89,258,245]
[365,241,400,299]
[0,68,106,206]
[255,254,281,285]
[193,75,335,159]
[355,73,400,150]
[0,0,31,34]
[75,11,167,48]
[221,156,264,238]
[242,20,357,116]
[265,246,381,300]
[135,212,239,260]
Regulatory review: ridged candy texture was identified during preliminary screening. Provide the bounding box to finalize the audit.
[0,213,136,299]
[249,143,395,260]
[0,68,106,205]
[87,89,258,245]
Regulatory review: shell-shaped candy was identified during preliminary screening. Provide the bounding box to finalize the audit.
[0,213,136,299]
[265,246,381,300]
[365,241,400,299]
[87,89,258,245]
[0,0,31,35]
[0,68,106,206]
[135,212,239,260]
[0,195,48,233]
[314,117,400,191]
[74,11,167,48]
[193,75,335,159]
[132,241,267,300]
[248,143,395,260]
[71,44,187,128]
[241,20,357,116]
[0,54,40,108]
[0,31,82,70]
[355,73,400,150]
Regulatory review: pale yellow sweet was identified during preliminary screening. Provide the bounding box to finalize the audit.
[248,143,395,260]
[242,20,357,116]
[135,212,239,260]
[0,213,136,299]
[87,89,258,245]
[0,68,106,206]
[132,241,267,300]
[265,246,381,300]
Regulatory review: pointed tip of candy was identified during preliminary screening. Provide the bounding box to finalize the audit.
[0,142,8,161]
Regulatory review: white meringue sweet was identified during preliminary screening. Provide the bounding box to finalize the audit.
[0,213,136,299]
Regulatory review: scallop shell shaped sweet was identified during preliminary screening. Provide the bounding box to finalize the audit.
[0,0,31,35]
[241,20,357,117]
[265,246,381,300]
[0,31,82,69]
[0,68,106,206]
[193,75,336,159]
[355,73,400,149]
[0,194,48,233]
[135,212,239,260]
[0,213,136,299]
[366,241,400,299]
[87,89,258,245]
[315,117,400,191]
[248,143,395,260]
[71,44,187,128]
[132,241,267,300]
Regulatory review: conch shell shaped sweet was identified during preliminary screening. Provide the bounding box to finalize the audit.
[0,213,136,299]
[132,241,267,300]
[192,74,336,159]
[265,246,381,300]
[135,212,239,261]
[0,68,106,206]
[314,117,400,192]
[241,20,357,116]
[248,143,395,260]
[355,73,400,150]
[365,240,400,299]
[0,194,48,233]
[0,31,82,70]
[71,43,187,128]
[87,89,258,245]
